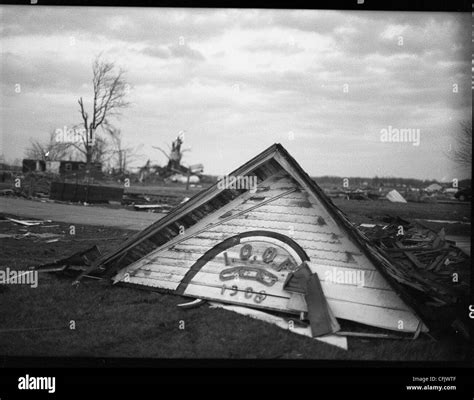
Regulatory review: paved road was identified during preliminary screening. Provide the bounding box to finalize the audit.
[1,197,470,255]
[0,197,164,230]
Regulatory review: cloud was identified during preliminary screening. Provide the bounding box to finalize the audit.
[140,43,205,60]
[140,46,171,59]
[244,41,305,55]
[0,6,471,180]
[0,6,232,46]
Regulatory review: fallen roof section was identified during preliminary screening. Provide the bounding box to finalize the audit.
[75,143,430,337]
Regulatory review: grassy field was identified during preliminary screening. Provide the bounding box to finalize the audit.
[0,277,468,360]
[0,199,470,360]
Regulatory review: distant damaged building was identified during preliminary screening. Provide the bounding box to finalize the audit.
[22,159,102,177]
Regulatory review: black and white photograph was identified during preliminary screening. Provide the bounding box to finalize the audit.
[0,2,472,390]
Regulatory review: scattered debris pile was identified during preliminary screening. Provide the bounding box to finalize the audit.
[0,216,63,242]
[358,216,470,338]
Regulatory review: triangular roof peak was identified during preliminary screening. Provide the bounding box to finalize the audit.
[75,143,427,334]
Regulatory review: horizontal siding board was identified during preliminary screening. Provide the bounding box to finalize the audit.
[327,299,421,332]
[126,276,180,291]
[321,282,409,311]
[133,252,293,273]
[132,269,185,282]
[131,256,388,290]
[208,219,340,236]
[305,256,375,270]
[171,241,363,264]
[192,230,339,243]
[202,225,343,243]
[178,233,354,254]
[241,203,331,217]
[307,264,390,289]
[237,209,339,226]
[136,262,192,275]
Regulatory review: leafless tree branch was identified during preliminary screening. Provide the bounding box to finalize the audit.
[77,55,130,167]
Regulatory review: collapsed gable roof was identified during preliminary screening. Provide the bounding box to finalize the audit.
[75,143,428,331]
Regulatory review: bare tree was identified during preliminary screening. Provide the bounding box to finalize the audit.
[152,132,191,173]
[77,55,130,169]
[448,121,472,169]
[25,131,73,161]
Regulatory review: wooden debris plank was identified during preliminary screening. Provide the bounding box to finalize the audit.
[402,251,426,270]
[305,274,340,336]
[427,253,448,271]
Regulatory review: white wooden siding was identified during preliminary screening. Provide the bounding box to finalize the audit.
[116,171,423,332]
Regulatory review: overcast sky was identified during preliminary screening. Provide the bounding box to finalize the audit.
[0,6,471,180]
